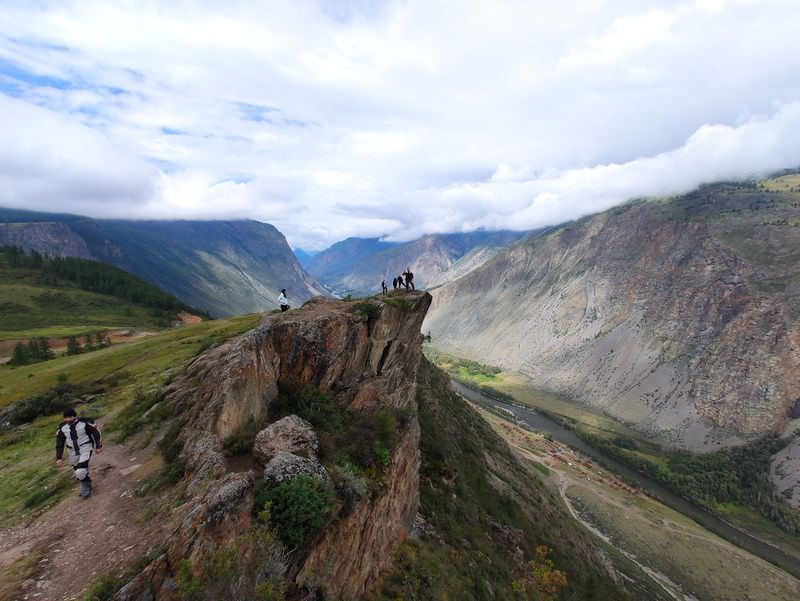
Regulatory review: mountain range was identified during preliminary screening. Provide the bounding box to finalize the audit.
[0,209,324,317]
[306,230,529,294]
[424,177,800,453]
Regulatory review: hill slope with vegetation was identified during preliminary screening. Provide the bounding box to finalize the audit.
[0,209,325,317]
[0,246,202,343]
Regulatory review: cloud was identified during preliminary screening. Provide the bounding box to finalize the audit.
[0,0,799,249]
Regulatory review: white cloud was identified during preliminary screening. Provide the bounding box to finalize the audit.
[0,0,798,249]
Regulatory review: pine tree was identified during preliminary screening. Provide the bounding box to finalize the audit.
[37,338,54,360]
[26,339,40,362]
[83,332,95,353]
[66,336,82,356]
[9,342,28,366]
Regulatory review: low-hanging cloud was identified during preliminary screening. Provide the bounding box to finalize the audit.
[0,0,799,249]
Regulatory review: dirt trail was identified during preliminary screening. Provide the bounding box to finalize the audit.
[0,442,177,601]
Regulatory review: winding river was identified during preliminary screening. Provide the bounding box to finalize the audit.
[451,380,800,580]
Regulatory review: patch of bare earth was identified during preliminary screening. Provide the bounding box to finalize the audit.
[0,442,179,601]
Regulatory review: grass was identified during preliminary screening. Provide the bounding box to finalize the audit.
[423,346,503,384]
[0,547,42,601]
[0,279,173,340]
[0,313,259,528]
[566,485,800,601]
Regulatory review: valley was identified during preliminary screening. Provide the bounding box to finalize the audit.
[451,370,800,600]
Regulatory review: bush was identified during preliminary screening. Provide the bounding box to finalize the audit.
[270,385,401,480]
[175,509,287,600]
[348,301,380,319]
[6,384,78,425]
[222,417,268,457]
[265,476,336,550]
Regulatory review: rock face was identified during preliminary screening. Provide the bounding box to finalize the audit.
[425,183,800,451]
[253,415,318,464]
[117,292,432,601]
[263,451,330,485]
[0,220,93,258]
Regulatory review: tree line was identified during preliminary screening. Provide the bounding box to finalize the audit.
[9,332,111,366]
[1,246,205,316]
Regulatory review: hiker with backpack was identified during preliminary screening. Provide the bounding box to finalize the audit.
[55,408,103,498]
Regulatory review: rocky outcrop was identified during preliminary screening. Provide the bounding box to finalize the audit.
[298,419,420,598]
[254,415,318,463]
[263,451,330,485]
[0,220,93,258]
[116,292,432,601]
[425,183,800,451]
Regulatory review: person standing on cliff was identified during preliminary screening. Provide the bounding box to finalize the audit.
[56,408,103,498]
[403,268,415,291]
[392,277,398,290]
[277,289,290,312]
[381,279,388,295]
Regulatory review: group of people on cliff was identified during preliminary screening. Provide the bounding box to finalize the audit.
[384,269,414,293]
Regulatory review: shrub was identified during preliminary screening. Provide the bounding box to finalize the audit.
[222,417,268,457]
[348,301,380,319]
[265,476,336,549]
[176,509,287,600]
[6,385,77,425]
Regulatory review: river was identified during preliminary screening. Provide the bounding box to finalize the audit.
[450,380,800,580]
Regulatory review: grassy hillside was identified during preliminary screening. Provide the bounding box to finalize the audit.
[371,360,665,601]
[0,314,260,529]
[0,247,199,341]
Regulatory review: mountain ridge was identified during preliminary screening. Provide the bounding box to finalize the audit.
[424,180,800,452]
[0,209,325,317]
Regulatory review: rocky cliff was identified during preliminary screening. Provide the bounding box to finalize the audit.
[425,181,800,451]
[0,220,92,258]
[115,292,431,600]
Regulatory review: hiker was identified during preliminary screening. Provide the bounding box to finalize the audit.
[398,274,407,290]
[403,268,415,291]
[277,289,290,312]
[381,280,388,295]
[55,408,103,498]
[392,277,398,290]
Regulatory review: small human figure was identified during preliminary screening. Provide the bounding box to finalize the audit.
[277,289,290,312]
[381,280,388,295]
[398,274,407,290]
[56,408,103,498]
[392,277,398,290]
[403,268,415,291]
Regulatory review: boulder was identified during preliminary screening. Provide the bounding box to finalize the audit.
[253,414,319,464]
[263,451,330,486]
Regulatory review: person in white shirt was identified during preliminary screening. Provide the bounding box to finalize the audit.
[277,289,290,312]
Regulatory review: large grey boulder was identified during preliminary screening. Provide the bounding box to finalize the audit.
[263,451,330,486]
[254,414,319,465]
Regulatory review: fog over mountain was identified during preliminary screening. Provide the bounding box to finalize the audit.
[1,0,800,249]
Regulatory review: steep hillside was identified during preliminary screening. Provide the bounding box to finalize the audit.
[0,209,325,317]
[425,180,800,452]
[308,231,527,294]
[0,246,199,343]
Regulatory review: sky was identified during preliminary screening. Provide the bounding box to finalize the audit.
[1,0,799,250]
